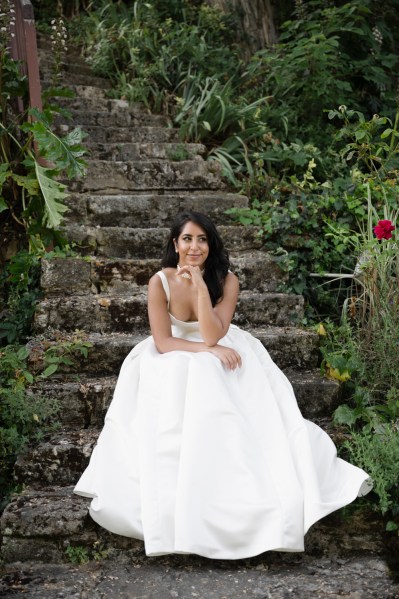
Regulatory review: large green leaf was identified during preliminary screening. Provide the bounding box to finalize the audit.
[34,163,69,228]
[25,108,87,179]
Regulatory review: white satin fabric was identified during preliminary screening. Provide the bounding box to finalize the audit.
[74,271,371,559]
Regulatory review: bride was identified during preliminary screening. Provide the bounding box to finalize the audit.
[74,210,371,559]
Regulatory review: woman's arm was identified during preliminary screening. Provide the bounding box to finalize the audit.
[195,271,239,346]
[147,273,241,369]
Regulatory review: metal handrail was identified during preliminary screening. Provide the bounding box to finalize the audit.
[9,0,42,113]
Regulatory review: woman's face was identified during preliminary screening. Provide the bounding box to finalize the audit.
[174,221,209,269]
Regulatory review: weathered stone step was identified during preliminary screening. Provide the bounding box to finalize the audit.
[52,94,144,114]
[0,485,388,564]
[41,71,112,88]
[13,387,338,486]
[49,84,109,101]
[63,225,262,258]
[56,123,180,143]
[28,365,336,435]
[13,430,99,488]
[34,289,304,333]
[40,253,286,297]
[54,109,170,129]
[0,487,100,563]
[86,142,206,161]
[39,55,95,78]
[64,191,247,228]
[66,158,224,194]
[29,325,320,379]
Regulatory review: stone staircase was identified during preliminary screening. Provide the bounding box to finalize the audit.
[1,37,398,595]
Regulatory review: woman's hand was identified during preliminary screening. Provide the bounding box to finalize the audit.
[209,345,242,370]
[176,264,206,288]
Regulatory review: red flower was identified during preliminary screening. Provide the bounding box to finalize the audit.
[374,220,395,240]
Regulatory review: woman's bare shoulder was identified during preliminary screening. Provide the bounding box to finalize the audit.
[225,271,239,288]
[149,268,174,283]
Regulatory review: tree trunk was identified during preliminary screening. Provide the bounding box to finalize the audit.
[206,0,278,53]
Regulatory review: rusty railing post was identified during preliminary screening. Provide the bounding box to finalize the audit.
[9,0,42,113]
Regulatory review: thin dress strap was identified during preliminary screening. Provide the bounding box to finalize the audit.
[156,271,170,308]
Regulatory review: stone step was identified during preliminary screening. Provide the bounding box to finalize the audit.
[54,109,170,129]
[51,94,145,114]
[41,71,112,88]
[55,123,180,143]
[66,158,225,194]
[13,430,99,488]
[27,364,336,434]
[63,191,247,228]
[63,225,262,258]
[47,84,109,101]
[0,485,387,564]
[40,253,286,297]
[39,55,95,78]
[28,324,320,380]
[34,289,304,333]
[86,142,206,161]
[13,388,339,487]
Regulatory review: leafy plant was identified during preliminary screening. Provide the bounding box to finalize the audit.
[1,106,87,249]
[1,28,87,253]
[0,330,93,510]
[0,251,41,344]
[242,0,398,150]
[65,544,89,564]
[73,0,240,113]
[343,423,399,515]
[174,76,268,184]
[165,144,190,162]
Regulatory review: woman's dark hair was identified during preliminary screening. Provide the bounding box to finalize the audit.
[162,211,230,306]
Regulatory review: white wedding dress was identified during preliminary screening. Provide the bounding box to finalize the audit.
[74,271,371,559]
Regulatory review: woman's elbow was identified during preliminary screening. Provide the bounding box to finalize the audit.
[203,334,221,347]
[153,338,170,354]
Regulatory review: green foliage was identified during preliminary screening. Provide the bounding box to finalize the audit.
[228,107,399,319]
[73,0,240,113]
[0,41,87,252]
[343,423,399,515]
[243,0,398,148]
[65,545,90,564]
[228,169,363,315]
[0,247,78,346]
[165,144,190,162]
[65,539,110,563]
[0,331,93,509]
[0,105,87,247]
[329,106,399,176]
[174,76,268,184]
[0,251,41,344]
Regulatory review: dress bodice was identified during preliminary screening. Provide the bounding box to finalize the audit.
[156,270,200,335]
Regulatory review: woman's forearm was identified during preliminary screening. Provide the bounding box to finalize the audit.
[197,287,225,346]
[154,336,216,354]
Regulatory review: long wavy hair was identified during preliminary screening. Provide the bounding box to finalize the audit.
[161,211,230,306]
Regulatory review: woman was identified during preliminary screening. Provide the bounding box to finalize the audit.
[74,211,371,559]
